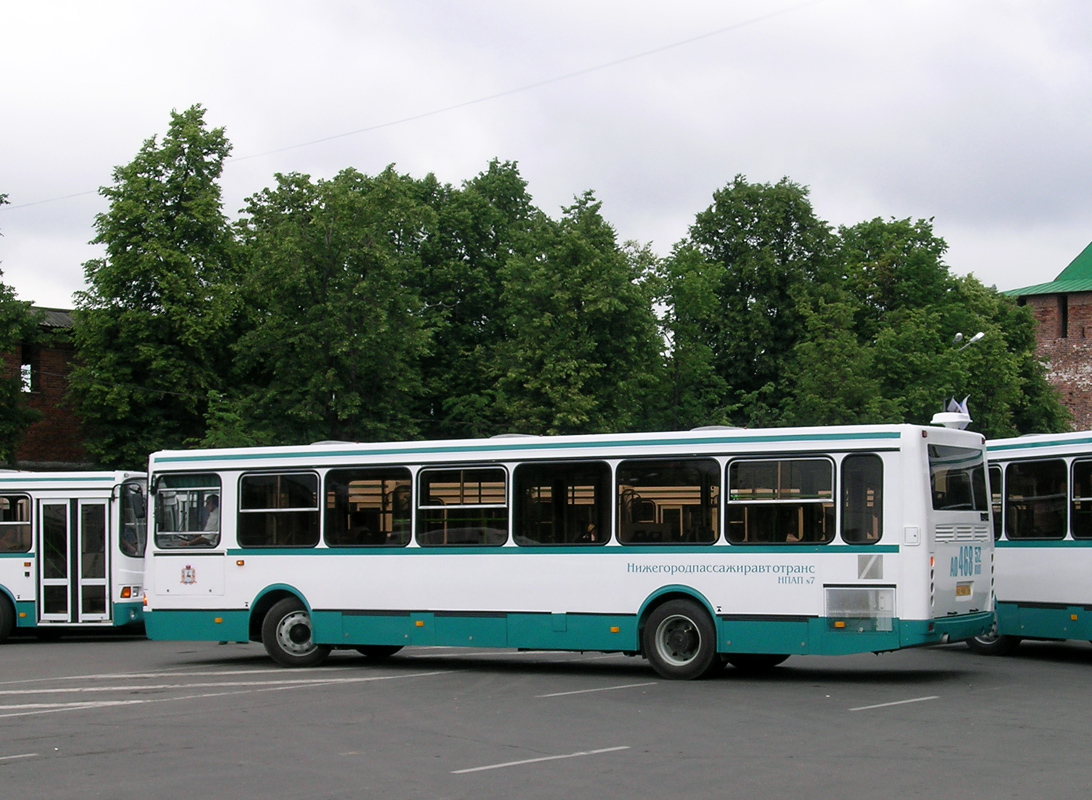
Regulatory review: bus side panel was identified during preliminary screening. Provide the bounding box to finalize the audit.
[14,600,35,628]
[144,609,249,642]
[338,610,413,648]
[507,612,637,651]
[997,601,1092,642]
[717,617,812,655]
[336,610,638,652]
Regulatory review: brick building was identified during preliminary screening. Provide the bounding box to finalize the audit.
[1009,241,1092,430]
[1,307,92,469]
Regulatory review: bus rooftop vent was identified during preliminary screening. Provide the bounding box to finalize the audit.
[931,397,972,430]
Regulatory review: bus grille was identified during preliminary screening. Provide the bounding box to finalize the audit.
[934,524,990,542]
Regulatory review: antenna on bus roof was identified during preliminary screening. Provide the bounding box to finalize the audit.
[931,397,972,430]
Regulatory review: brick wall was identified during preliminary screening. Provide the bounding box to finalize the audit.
[2,326,92,469]
[1025,292,1092,430]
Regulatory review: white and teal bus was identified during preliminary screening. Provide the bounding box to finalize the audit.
[969,431,1092,654]
[0,471,146,642]
[142,425,993,679]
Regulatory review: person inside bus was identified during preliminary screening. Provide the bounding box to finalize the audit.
[179,495,220,547]
[202,494,220,532]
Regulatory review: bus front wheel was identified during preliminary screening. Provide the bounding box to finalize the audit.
[261,598,332,668]
[0,596,13,644]
[642,599,719,680]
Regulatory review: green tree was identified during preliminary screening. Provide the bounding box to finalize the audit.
[495,192,662,434]
[836,217,1068,436]
[781,299,901,426]
[225,167,433,444]
[413,160,541,438]
[70,105,237,467]
[655,243,730,429]
[673,175,836,426]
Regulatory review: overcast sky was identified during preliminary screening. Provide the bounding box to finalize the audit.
[2,0,1089,309]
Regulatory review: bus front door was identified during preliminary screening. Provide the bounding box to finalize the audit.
[37,500,111,625]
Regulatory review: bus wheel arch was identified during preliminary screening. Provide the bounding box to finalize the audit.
[639,590,720,680]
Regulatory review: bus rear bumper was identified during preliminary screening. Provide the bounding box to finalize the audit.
[901,611,994,647]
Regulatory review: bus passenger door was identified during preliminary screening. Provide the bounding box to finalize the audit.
[37,500,111,624]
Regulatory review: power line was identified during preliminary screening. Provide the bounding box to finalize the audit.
[229,0,827,163]
[3,0,826,209]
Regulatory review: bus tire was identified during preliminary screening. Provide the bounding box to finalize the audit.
[354,645,403,660]
[966,632,1020,656]
[726,653,790,672]
[261,597,331,668]
[642,599,719,680]
[0,596,14,644]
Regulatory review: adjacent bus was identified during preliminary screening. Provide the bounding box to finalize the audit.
[0,471,147,642]
[970,431,1092,654]
[142,425,993,679]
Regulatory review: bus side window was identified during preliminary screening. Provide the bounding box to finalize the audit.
[988,464,1002,540]
[841,454,882,544]
[0,494,32,553]
[325,467,411,547]
[417,468,508,547]
[1005,459,1066,540]
[154,474,222,549]
[727,459,834,545]
[1071,460,1092,539]
[238,473,320,548]
[513,461,610,546]
[616,459,719,545]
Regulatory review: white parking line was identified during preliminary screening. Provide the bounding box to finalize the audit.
[0,671,451,719]
[453,745,630,774]
[849,695,939,712]
[0,672,447,697]
[0,753,39,763]
[536,682,656,698]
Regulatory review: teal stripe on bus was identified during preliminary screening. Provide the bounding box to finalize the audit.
[152,430,904,465]
[0,477,116,484]
[988,434,1092,453]
[222,544,901,556]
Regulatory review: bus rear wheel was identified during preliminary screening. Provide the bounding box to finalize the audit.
[966,632,1020,656]
[262,598,331,668]
[643,599,719,680]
